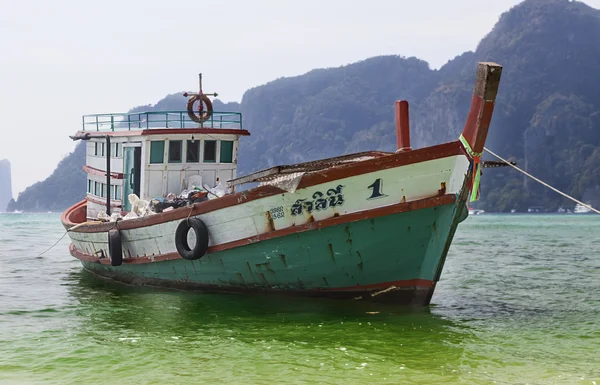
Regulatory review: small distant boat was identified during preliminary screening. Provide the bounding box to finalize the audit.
[574,203,592,214]
[527,206,544,213]
[468,208,485,215]
[510,209,516,213]
[61,62,505,305]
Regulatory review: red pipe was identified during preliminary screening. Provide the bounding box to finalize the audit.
[395,100,411,152]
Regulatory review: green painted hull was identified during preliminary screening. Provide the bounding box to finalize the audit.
[82,196,467,305]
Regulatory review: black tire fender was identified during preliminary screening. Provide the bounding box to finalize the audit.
[108,229,123,267]
[175,218,209,260]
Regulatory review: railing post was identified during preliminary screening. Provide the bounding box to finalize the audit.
[128,114,131,130]
[95,116,99,132]
[111,115,114,131]
[82,116,85,131]
[146,113,149,129]
[180,112,183,128]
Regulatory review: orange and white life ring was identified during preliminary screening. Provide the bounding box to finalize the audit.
[186,94,213,123]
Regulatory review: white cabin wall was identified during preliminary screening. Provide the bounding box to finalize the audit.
[84,133,243,206]
[142,134,240,199]
[146,170,164,198]
[86,139,124,173]
[85,139,128,218]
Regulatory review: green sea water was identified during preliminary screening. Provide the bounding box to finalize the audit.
[0,213,598,384]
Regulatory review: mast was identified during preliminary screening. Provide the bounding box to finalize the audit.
[106,135,111,216]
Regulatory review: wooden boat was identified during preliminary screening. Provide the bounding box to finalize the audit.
[62,62,503,305]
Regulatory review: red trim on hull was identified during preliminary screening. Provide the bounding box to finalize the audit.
[80,266,436,305]
[62,141,465,232]
[83,165,124,179]
[68,193,457,265]
[326,278,434,291]
[460,62,502,155]
[61,200,87,225]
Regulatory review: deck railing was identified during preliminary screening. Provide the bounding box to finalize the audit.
[82,111,242,131]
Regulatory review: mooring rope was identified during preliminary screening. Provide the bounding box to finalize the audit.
[484,147,600,215]
[34,231,69,258]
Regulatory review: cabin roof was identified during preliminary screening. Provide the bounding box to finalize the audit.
[228,151,392,186]
[75,110,247,139]
[70,128,250,141]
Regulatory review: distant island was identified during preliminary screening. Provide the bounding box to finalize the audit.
[0,159,12,212]
[7,0,600,213]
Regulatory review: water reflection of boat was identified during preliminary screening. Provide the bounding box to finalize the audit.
[67,269,463,343]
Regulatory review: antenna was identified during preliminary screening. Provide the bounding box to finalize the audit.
[183,73,218,125]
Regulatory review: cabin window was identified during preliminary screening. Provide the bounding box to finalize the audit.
[186,140,200,163]
[100,184,106,198]
[94,142,105,156]
[111,143,121,158]
[150,141,165,164]
[94,181,100,196]
[112,185,122,200]
[168,140,182,163]
[220,141,234,163]
[204,140,216,163]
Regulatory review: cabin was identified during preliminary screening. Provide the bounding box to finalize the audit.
[75,110,250,220]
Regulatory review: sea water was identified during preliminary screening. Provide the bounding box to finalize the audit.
[0,213,598,384]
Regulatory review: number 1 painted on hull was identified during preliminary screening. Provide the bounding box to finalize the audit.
[367,178,387,200]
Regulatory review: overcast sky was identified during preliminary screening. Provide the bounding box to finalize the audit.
[1,0,599,196]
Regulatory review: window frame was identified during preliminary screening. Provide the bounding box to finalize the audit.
[186,140,200,163]
[168,140,183,163]
[150,140,165,164]
[203,140,217,163]
[220,140,234,163]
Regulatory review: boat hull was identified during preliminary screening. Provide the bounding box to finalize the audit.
[76,197,466,305]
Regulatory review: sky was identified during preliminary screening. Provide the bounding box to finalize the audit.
[1,0,599,197]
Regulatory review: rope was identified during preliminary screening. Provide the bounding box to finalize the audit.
[35,230,69,258]
[460,134,483,202]
[186,202,196,223]
[484,147,600,215]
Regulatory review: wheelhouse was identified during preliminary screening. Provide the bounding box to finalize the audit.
[73,111,249,220]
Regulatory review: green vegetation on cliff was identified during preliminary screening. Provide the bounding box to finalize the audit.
[7,143,86,212]
[9,0,600,212]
